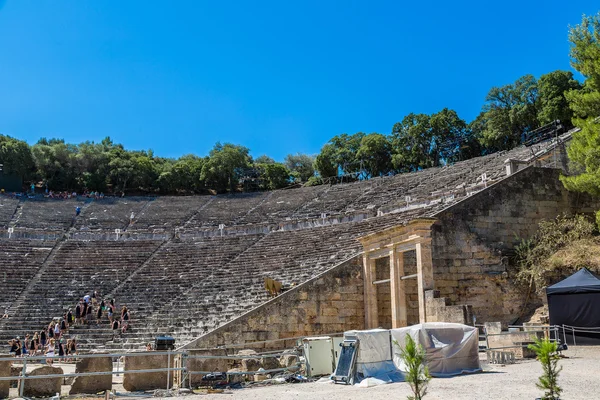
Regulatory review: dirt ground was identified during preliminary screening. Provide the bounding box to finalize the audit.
[185,346,600,400]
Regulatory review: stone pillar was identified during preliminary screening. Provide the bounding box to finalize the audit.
[362,254,378,329]
[416,240,434,323]
[389,249,407,328]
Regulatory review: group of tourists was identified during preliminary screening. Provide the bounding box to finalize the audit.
[6,290,133,361]
[7,331,78,364]
[74,291,132,338]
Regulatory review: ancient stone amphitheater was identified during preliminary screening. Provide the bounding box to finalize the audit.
[0,131,594,353]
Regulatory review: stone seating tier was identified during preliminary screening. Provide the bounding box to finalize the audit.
[0,137,566,351]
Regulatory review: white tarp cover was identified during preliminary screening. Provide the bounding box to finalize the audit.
[343,329,402,383]
[391,322,481,377]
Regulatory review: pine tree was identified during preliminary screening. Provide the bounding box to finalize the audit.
[396,335,431,400]
[528,337,562,400]
[562,13,600,196]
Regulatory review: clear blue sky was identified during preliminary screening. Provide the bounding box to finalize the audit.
[0,1,597,161]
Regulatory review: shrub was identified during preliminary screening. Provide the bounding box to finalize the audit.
[395,335,430,400]
[528,337,562,400]
[515,214,595,293]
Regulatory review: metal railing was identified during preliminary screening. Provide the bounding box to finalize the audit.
[1,351,186,398]
[1,346,306,399]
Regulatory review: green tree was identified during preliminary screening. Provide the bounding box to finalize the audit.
[429,108,468,164]
[561,13,600,195]
[391,113,433,172]
[396,335,430,400]
[0,134,35,180]
[201,143,252,193]
[255,155,276,164]
[356,133,392,177]
[328,132,365,174]
[314,144,337,179]
[257,162,290,190]
[284,153,315,182]
[537,70,582,127]
[478,75,540,150]
[32,138,79,190]
[528,337,562,400]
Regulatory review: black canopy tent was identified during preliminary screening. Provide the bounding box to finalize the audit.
[547,268,600,344]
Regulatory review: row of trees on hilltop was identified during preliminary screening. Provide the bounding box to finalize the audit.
[1,13,598,195]
[312,69,582,182]
[0,136,316,194]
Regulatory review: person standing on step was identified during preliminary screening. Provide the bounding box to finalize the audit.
[107,299,115,324]
[40,329,47,348]
[75,302,82,325]
[67,309,74,326]
[7,339,18,357]
[61,316,67,332]
[75,206,81,216]
[23,334,29,356]
[121,306,130,333]
[31,332,39,355]
[54,320,61,340]
[47,322,54,340]
[111,319,120,340]
[70,338,78,359]
[86,303,93,324]
[96,302,103,323]
[58,339,65,361]
[81,300,87,323]
[46,338,55,365]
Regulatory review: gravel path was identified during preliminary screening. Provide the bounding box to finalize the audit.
[185,346,600,400]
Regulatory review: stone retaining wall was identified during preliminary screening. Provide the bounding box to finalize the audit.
[432,166,599,325]
[183,256,365,350]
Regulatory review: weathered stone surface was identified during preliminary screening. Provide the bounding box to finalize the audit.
[69,355,112,394]
[123,353,174,392]
[10,365,22,388]
[279,353,299,369]
[260,356,281,371]
[18,366,63,398]
[184,257,365,351]
[240,358,261,372]
[226,368,244,384]
[0,355,11,398]
[186,349,233,387]
[485,322,502,335]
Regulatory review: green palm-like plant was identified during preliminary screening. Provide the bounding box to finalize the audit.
[528,337,562,400]
[395,335,431,400]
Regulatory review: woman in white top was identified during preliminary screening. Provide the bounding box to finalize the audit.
[46,338,55,365]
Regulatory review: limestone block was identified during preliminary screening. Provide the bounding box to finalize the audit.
[484,322,502,335]
[240,358,261,372]
[187,349,233,387]
[18,366,63,398]
[227,368,244,384]
[279,353,300,370]
[0,355,11,398]
[69,355,112,394]
[261,356,281,371]
[123,353,174,392]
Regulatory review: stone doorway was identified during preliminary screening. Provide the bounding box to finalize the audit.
[372,252,420,329]
[358,218,436,329]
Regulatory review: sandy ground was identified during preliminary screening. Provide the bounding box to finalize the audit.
[185,346,600,400]
[8,347,600,399]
